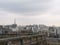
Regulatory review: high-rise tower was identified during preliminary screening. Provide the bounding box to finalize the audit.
[12,19,17,28]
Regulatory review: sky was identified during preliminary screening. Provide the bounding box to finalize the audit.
[0,0,60,26]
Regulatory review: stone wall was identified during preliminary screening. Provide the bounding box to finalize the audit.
[0,34,47,45]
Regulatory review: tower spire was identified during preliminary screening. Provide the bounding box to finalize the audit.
[14,19,16,24]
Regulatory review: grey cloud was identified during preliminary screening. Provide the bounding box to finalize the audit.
[0,0,51,15]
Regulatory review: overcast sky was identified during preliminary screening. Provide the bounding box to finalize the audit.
[0,0,60,26]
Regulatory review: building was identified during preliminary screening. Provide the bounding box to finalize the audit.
[55,27,60,37]
[18,24,48,33]
[48,26,57,37]
[0,25,12,34]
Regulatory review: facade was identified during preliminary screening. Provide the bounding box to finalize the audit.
[0,25,12,34]
[55,27,60,37]
[48,26,57,37]
[32,25,39,32]
[17,26,33,34]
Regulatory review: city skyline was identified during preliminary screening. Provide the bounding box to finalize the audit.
[0,0,60,26]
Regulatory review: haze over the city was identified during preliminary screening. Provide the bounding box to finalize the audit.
[0,0,60,26]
